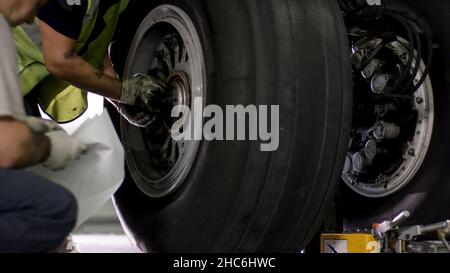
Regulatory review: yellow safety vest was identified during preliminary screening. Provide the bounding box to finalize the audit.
[14,0,129,122]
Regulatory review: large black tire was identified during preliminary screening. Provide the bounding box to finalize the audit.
[111,0,352,252]
[342,0,450,229]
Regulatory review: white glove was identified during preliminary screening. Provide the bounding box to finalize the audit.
[19,116,62,134]
[43,130,88,171]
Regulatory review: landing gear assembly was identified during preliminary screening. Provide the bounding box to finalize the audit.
[341,2,434,197]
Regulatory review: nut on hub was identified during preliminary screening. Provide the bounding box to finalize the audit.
[168,71,191,107]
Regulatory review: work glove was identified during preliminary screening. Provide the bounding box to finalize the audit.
[43,130,88,171]
[120,73,172,117]
[19,116,62,134]
[113,101,158,128]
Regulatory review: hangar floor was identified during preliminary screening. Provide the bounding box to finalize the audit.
[73,201,136,253]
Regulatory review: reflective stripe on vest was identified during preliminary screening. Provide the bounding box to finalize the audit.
[14,0,129,123]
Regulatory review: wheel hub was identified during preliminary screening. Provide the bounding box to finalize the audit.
[168,71,191,108]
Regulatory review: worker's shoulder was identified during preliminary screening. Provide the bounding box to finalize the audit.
[0,14,8,30]
[53,0,88,12]
[0,15,15,52]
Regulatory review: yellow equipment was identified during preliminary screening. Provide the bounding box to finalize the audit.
[321,211,450,253]
[321,233,380,253]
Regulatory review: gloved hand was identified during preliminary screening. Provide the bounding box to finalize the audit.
[121,74,172,114]
[43,130,88,171]
[114,102,158,128]
[19,116,62,134]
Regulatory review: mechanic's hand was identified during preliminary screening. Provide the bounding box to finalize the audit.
[19,116,62,134]
[120,74,172,114]
[115,102,157,128]
[43,130,88,171]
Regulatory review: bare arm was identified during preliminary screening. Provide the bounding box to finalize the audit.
[39,20,123,100]
[0,117,50,169]
[103,54,118,79]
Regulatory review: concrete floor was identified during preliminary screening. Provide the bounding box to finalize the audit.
[72,235,136,253]
[73,200,137,253]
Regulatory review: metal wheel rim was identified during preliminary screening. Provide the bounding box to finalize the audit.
[122,5,206,198]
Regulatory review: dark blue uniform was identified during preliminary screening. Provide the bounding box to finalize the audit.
[0,170,77,252]
[37,0,87,39]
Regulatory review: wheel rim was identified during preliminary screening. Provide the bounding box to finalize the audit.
[122,5,206,198]
[342,35,435,198]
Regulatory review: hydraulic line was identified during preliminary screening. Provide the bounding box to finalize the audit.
[339,0,433,95]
